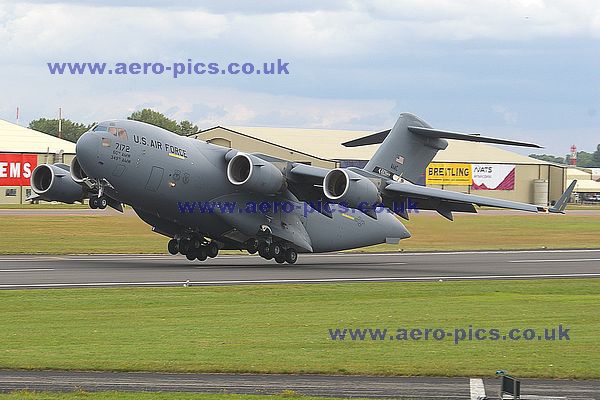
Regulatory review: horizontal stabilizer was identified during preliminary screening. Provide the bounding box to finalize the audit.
[407,126,542,148]
[342,130,391,147]
[342,126,541,149]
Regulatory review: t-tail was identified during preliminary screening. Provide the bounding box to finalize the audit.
[343,113,542,184]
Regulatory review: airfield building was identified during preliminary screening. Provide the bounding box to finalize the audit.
[0,119,76,204]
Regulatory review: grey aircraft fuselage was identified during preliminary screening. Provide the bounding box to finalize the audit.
[75,120,410,253]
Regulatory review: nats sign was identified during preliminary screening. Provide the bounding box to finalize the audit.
[0,154,38,186]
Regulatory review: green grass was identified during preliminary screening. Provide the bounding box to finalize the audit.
[0,392,348,400]
[566,204,600,210]
[0,280,598,379]
[0,214,599,254]
[0,203,88,209]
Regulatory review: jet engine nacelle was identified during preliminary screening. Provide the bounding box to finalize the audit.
[323,169,380,208]
[227,153,286,194]
[30,163,84,204]
[70,156,88,183]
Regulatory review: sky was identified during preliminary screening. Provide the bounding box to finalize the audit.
[0,0,599,156]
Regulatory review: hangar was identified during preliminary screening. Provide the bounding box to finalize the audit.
[192,125,567,206]
[567,167,600,201]
[0,119,75,204]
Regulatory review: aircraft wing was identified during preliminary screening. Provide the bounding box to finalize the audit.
[384,180,576,220]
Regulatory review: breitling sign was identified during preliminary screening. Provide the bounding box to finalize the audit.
[425,163,472,185]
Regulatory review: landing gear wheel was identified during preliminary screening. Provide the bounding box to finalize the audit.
[89,196,99,209]
[191,238,201,250]
[207,242,219,258]
[196,247,207,261]
[186,250,197,261]
[97,196,108,209]
[179,239,190,255]
[270,243,283,258]
[275,255,286,264]
[285,248,298,264]
[167,239,179,255]
[246,239,259,255]
[258,243,272,260]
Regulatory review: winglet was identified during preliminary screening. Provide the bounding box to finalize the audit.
[548,180,577,214]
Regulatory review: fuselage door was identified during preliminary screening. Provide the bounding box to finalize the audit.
[145,166,164,192]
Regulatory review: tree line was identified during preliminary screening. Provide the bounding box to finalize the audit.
[529,146,600,168]
[28,109,200,143]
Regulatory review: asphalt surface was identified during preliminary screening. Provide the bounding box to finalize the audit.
[1,251,599,399]
[0,370,598,399]
[0,250,600,289]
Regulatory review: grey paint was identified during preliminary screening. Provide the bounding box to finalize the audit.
[29,114,573,260]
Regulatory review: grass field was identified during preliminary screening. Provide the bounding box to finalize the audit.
[0,203,88,209]
[0,279,598,379]
[0,392,338,400]
[0,212,599,254]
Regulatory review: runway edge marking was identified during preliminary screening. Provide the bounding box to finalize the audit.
[2,273,600,289]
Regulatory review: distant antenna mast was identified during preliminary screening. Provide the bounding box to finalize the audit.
[16,107,19,125]
[58,107,62,139]
[570,144,577,166]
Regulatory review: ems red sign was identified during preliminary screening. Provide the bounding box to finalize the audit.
[0,154,38,186]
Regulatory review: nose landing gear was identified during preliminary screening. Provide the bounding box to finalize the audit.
[89,195,108,210]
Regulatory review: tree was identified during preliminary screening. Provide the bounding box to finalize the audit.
[573,150,594,167]
[593,144,600,167]
[128,109,199,136]
[178,120,199,136]
[29,118,93,143]
[128,109,179,133]
[529,154,566,164]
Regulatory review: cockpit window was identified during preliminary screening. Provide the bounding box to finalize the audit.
[98,125,127,140]
[117,128,128,140]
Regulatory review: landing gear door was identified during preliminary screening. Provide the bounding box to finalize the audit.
[275,200,312,251]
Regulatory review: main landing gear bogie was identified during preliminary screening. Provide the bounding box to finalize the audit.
[252,239,297,264]
[168,237,219,262]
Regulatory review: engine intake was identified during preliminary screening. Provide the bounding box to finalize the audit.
[70,156,88,183]
[323,169,380,209]
[31,163,84,204]
[227,153,286,194]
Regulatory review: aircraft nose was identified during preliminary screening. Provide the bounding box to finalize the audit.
[75,131,100,177]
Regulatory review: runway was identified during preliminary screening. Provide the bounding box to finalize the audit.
[0,370,598,399]
[1,249,600,289]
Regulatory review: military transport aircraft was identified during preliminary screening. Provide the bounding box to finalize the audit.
[29,113,575,264]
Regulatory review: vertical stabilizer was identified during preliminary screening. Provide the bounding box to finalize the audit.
[363,113,447,184]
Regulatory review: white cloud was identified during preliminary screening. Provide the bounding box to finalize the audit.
[0,3,229,61]
[2,1,600,64]
[0,0,598,156]
[492,105,518,124]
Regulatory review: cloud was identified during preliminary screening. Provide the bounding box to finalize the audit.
[492,105,518,124]
[2,1,600,64]
[0,1,599,156]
